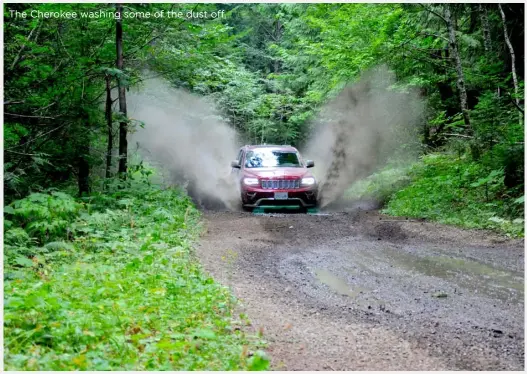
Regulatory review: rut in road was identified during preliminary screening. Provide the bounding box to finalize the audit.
[196,207,524,371]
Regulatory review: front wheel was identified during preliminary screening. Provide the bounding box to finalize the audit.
[242,205,253,213]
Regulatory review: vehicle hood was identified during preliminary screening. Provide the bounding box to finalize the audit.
[243,167,312,179]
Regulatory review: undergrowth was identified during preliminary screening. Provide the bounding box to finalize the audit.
[345,154,524,237]
[3,182,269,370]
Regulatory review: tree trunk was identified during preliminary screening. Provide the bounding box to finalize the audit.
[78,109,91,196]
[105,74,113,179]
[116,4,128,176]
[78,20,90,196]
[273,19,282,73]
[444,5,471,133]
[479,4,492,53]
[498,4,522,124]
[78,142,91,196]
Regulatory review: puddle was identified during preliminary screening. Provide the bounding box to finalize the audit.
[315,269,387,309]
[315,269,366,297]
[383,249,524,302]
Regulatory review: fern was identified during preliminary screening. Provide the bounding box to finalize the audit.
[4,228,32,246]
[6,191,82,243]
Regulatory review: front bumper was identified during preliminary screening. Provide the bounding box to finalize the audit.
[241,188,318,208]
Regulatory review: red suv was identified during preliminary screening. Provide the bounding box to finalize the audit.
[231,145,318,211]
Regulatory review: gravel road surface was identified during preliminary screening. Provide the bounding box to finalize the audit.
[196,204,524,370]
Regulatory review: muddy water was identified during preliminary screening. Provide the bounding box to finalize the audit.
[315,269,369,297]
[382,249,524,303]
[315,268,387,309]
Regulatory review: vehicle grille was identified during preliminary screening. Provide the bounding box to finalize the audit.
[261,179,300,189]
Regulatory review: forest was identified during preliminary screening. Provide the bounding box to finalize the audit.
[3,3,525,370]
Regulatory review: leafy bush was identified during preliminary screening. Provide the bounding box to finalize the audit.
[5,191,82,244]
[4,185,269,370]
[383,153,524,237]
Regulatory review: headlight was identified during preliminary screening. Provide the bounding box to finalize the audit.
[301,177,316,186]
[243,177,259,186]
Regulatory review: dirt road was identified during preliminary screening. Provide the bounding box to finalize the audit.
[196,204,524,370]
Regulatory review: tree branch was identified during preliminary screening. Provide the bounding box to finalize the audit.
[9,20,41,71]
[34,102,57,113]
[89,25,114,60]
[56,27,73,61]
[5,149,46,157]
[123,4,183,60]
[442,133,473,139]
[419,3,448,24]
[4,112,57,120]
[5,123,70,151]
[507,93,524,114]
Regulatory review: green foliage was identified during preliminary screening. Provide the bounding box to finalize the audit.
[383,153,524,237]
[4,3,213,199]
[5,3,524,206]
[4,4,524,370]
[2,5,525,371]
[4,184,269,370]
[5,191,82,244]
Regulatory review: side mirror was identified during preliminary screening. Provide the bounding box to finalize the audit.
[231,160,241,169]
[306,160,315,168]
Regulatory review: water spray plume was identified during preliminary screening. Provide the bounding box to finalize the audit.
[127,66,422,212]
[304,66,424,208]
[128,78,241,210]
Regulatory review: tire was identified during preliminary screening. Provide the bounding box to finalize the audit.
[242,205,253,213]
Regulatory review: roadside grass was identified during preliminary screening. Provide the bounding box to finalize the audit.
[344,154,524,237]
[3,181,269,370]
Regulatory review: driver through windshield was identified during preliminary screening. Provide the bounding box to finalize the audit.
[245,149,301,168]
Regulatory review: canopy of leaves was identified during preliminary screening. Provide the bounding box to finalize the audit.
[4,3,524,200]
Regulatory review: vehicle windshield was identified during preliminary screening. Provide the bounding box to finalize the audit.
[245,149,301,168]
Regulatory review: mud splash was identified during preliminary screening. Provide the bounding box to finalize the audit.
[304,66,424,208]
[127,78,241,210]
[127,67,423,211]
